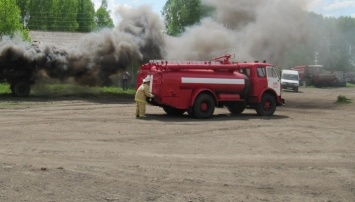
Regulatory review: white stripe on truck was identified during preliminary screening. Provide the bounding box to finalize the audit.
[181,77,245,85]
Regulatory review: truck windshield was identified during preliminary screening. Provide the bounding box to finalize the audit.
[267,67,278,78]
[282,74,298,81]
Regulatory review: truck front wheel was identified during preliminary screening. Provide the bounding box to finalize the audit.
[255,94,276,116]
[193,93,215,119]
[12,82,31,97]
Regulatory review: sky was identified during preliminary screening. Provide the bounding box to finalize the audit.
[92,0,355,25]
[92,0,165,25]
[311,0,355,17]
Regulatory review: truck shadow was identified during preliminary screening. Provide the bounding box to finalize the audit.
[282,89,304,93]
[0,93,289,121]
[143,113,289,122]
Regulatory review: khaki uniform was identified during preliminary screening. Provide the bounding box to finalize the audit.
[135,83,154,117]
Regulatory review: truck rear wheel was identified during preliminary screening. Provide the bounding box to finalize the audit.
[255,94,276,116]
[12,82,31,97]
[226,102,246,115]
[193,93,215,119]
[163,106,185,116]
[302,78,310,86]
[10,84,14,92]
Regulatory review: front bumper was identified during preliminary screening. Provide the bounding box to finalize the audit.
[281,83,299,89]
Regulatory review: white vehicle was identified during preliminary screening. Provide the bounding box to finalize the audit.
[281,70,300,92]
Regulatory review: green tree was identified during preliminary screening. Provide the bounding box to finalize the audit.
[76,0,95,32]
[49,0,79,31]
[162,0,212,36]
[15,0,29,25]
[281,13,355,72]
[337,16,355,71]
[311,16,355,71]
[27,0,79,31]
[27,0,53,30]
[95,0,114,30]
[0,0,30,39]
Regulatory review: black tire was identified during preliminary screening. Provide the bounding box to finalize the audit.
[255,94,276,116]
[10,84,14,93]
[12,82,31,97]
[226,102,246,115]
[302,78,310,87]
[163,106,185,116]
[314,83,322,88]
[193,93,215,119]
[293,87,299,92]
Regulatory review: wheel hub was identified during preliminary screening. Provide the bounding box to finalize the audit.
[200,103,208,111]
[264,101,271,110]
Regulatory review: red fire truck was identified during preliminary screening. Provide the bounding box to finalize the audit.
[136,54,284,119]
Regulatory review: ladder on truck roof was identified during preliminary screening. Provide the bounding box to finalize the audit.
[149,54,235,66]
[148,60,223,65]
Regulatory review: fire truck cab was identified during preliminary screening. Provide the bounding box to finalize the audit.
[136,54,284,119]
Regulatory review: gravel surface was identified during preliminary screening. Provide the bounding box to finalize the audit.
[0,87,354,202]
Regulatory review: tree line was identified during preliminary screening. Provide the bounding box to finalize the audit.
[0,0,114,38]
[279,13,355,72]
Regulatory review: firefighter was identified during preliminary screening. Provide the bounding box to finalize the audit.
[135,76,154,118]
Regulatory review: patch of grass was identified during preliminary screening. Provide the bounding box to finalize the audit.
[336,95,352,104]
[0,83,11,94]
[0,83,135,98]
[346,83,355,87]
[31,84,136,95]
[0,101,32,109]
[96,86,136,95]
[0,83,138,108]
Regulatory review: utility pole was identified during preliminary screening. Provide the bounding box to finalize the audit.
[314,51,319,65]
[350,44,355,71]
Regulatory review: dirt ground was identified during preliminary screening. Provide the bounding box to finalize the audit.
[0,87,354,202]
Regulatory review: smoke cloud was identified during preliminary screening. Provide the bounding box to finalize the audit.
[164,0,312,65]
[0,0,315,91]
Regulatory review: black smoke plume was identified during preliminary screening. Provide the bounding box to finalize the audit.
[0,6,164,87]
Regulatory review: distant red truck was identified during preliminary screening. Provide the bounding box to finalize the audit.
[292,65,355,87]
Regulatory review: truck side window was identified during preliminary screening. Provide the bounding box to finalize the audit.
[239,68,250,76]
[257,67,266,77]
